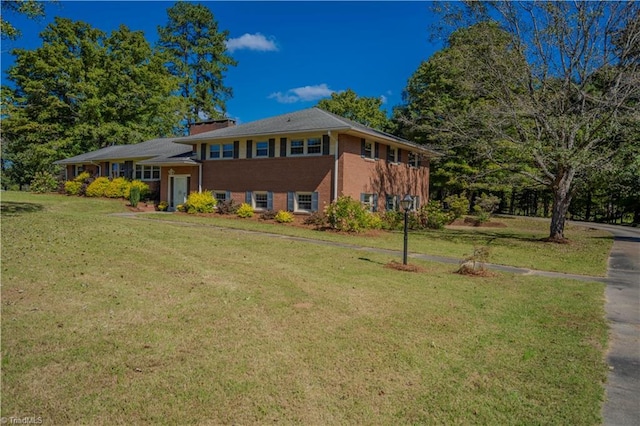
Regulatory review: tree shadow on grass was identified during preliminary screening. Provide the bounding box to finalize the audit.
[416,228,544,247]
[0,201,45,217]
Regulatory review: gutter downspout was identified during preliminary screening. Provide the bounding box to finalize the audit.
[90,161,101,177]
[331,131,338,202]
[198,162,202,193]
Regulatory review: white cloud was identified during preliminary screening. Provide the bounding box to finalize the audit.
[268,84,335,104]
[380,95,388,104]
[226,33,278,53]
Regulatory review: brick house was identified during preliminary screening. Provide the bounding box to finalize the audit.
[56,107,440,212]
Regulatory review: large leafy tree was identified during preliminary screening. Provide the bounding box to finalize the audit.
[317,88,389,130]
[1,0,47,40]
[399,1,640,240]
[157,2,237,128]
[1,18,180,186]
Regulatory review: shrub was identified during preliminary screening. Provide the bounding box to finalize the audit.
[457,246,491,275]
[303,211,327,228]
[105,177,129,198]
[85,177,111,197]
[274,210,294,223]
[236,203,254,218]
[157,201,169,211]
[325,195,376,232]
[380,210,404,230]
[419,201,452,230]
[129,185,141,208]
[30,171,58,193]
[260,210,277,220]
[176,203,186,212]
[128,180,150,200]
[184,191,217,214]
[74,171,91,183]
[473,193,501,223]
[64,181,82,196]
[445,193,470,220]
[217,199,239,215]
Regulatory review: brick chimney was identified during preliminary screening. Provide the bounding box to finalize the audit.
[189,118,236,135]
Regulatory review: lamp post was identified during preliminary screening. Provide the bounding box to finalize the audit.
[400,195,413,265]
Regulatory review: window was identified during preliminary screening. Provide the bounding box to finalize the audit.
[210,145,220,159]
[297,193,313,211]
[210,143,234,159]
[74,165,85,177]
[135,165,160,181]
[364,142,373,158]
[213,191,227,203]
[111,163,125,178]
[408,152,420,167]
[254,192,268,210]
[290,138,323,156]
[361,193,377,212]
[307,138,321,154]
[387,146,397,163]
[385,195,398,211]
[256,141,269,157]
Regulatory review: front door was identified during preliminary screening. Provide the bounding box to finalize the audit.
[171,176,188,210]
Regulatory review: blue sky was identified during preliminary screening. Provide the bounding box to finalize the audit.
[1,1,443,124]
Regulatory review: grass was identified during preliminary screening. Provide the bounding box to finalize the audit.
[140,210,612,277]
[1,192,609,424]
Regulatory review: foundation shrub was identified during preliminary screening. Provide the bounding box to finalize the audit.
[105,177,129,198]
[274,210,294,223]
[129,185,141,208]
[74,172,91,183]
[303,211,327,228]
[380,210,404,230]
[260,210,277,220]
[64,181,82,196]
[184,191,217,214]
[157,201,169,211]
[85,177,111,197]
[326,195,376,233]
[216,199,239,215]
[419,200,452,230]
[127,180,150,200]
[236,203,254,218]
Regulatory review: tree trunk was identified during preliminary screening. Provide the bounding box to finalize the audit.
[548,170,574,242]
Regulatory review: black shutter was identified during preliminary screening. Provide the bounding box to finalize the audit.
[233,141,239,159]
[280,138,287,157]
[397,148,403,163]
[200,143,206,160]
[374,142,380,160]
[386,145,392,162]
[269,138,275,157]
[322,135,330,155]
[246,140,253,159]
[124,161,134,179]
[361,139,366,157]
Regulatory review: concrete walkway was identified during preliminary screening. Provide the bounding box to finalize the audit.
[115,213,639,424]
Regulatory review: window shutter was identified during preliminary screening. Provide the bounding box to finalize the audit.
[245,191,252,204]
[246,140,253,158]
[200,143,206,160]
[267,191,273,210]
[287,192,294,211]
[268,138,275,157]
[226,190,231,201]
[374,143,380,160]
[397,148,403,163]
[280,138,287,157]
[414,196,420,210]
[360,193,366,203]
[373,194,378,212]
[361,139,366,157]
[386,145,392,162]
[124,161,134,179]
[417,155,422,167]
[104,162,109,177]
[322,135,330,155]
[312,192,319,212]
[233,141,240,159]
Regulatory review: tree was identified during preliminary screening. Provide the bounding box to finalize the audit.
[1,0,46,40]
[157,2,237,129]
[317,88,389,130]
[1,18,180,185]
[400,1,640,240]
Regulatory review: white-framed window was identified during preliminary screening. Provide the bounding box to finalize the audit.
[289,137,323,156]
[255,141,269,157]
[213,191,227,203]
[210,143,234,159]
[135,165,160,181]
[385,195,398,211]
[361,193,377,212]
[111,162,125,178]
[254,192,269,210]
[408,152,420,167]
[74,165,85,177]
[296,193,313,212]
[363,141,373,159]
[387,146,397,163]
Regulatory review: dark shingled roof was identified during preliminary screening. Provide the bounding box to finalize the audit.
[54,138,193,165]
[173,107,441,156]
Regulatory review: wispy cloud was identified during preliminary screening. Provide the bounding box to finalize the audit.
[380,95,388,104]
[226,33,278,53]
[268,84,336,103]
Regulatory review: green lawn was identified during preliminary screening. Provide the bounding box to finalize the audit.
[1,192,609,424]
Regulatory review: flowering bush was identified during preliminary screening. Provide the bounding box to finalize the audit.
[64,181,82,196]
[157,201,169,211]
[236,203,254,218]
[275,210,294,223]
[184,191,217,214]
[105,177,129,198]
[85,177,111,197]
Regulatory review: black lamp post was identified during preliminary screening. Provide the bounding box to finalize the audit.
[400,195,413,265]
